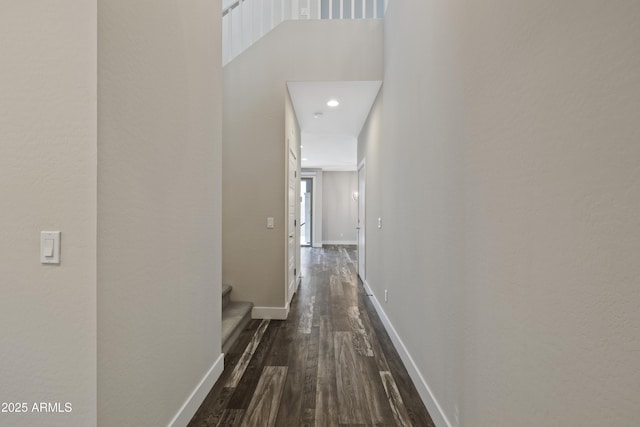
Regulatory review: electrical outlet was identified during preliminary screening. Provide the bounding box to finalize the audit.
[300,7,309,15]
[384,289,388,302]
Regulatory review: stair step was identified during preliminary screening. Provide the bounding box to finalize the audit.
[222,284,232,310]
[222,301,253,353]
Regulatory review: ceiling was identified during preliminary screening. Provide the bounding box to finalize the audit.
[287,81,382,171]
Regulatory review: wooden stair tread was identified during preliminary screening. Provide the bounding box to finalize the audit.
[222,300,253,352]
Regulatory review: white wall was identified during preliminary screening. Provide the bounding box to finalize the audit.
[360,1,640,426]
[98,1,223,426]
[223,19,382,312]
[322,171,358,244]
[0,3,97,426]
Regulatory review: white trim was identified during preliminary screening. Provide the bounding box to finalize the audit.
[167,353,225,427]
[316,166,357,172]
[357,159,366,282]
[285,143,298,318]
[252,304,290,320]
[300,175,315,248]
[322,240,358,246]
[288,275,299,305]
[362,280,452,427]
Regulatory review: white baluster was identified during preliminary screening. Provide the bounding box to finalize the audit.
[351,0,355,19]
[249,0,255,46]
[259,0,264,36]
[270,0,275,30]
[238,0,244,49]
[229,5,233,58]
[222,12,228,63]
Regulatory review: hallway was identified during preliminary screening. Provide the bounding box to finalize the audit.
[188,246,434,426]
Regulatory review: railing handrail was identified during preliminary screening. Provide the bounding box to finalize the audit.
[222,0,242,17]
[222,0,385,64]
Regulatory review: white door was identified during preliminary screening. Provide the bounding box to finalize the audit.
[287,147,297,300]
[357,161,365,281]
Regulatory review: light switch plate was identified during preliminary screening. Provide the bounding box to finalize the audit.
[267,217,275,229]
[41,231,60,264]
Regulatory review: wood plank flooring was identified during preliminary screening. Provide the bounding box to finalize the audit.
[188,245,435,427]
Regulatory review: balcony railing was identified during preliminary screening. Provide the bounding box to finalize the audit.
[222,0,386,65]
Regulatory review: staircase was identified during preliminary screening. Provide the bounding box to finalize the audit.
[222,284,254,353]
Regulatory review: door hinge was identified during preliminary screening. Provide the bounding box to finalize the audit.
[294,268,297,276]
[294,219,297,226]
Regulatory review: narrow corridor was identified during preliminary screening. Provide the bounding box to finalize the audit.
[189,246,434,426]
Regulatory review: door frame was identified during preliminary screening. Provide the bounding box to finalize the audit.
[300,177,313,246]
[285,143,299,307]
[357,159,366,282]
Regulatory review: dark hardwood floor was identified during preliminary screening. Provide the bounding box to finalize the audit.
[188,245,434,427]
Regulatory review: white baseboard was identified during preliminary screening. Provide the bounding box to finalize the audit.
[363,280,452,427]
[288,279,299,305]
[252,304,290,320]
[312,243,323,248]
[322,240,357,245]
[168,353,224,427]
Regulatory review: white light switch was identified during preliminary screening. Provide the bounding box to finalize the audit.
[44,239,54,257]
[41,231,60,264]
[378,217,382,229]
[267,217,274,229]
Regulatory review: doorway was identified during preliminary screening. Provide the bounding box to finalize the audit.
[300,177,313,246]
[357,160,365,281]
[287,147,297,303]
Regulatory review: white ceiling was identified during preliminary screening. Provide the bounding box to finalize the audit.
[287,81,382,171]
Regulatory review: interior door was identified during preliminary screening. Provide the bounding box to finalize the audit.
[358,161,365,281]
[288,147,297,301]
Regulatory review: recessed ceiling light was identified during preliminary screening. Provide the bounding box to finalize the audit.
[313,112,323,119]
[302,158,308,161]
[327,99,339,107]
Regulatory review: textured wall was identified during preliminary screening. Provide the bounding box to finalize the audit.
[361,0,640,425]
[0,3,97,426]
[322,171,358,244]
[223,19,382,310]
[98,1,223,426]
